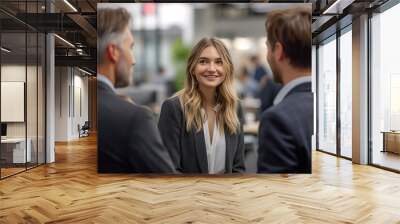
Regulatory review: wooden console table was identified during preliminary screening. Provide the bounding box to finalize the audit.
[382,131,400,154]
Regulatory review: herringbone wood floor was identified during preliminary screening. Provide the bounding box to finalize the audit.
[1,135,400,223]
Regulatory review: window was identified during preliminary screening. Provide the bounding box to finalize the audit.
[370,2,400,171]
[339,28,352,158]
[318,36,337,154]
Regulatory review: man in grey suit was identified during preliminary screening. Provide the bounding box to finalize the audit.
[97,8,175,173]
[257,8,313,173]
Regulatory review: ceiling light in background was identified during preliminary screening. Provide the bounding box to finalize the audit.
[1,47,11,53]
[63,0,78,12]
[75,42,85,48]
[78,67,93,76]
[54,34,75,48]
[233,37,253,51]
[323,0,355,15]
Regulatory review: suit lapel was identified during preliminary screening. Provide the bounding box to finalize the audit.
[225,130,234,172]
[193,130,209,173]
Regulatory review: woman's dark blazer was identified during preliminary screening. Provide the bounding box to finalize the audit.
[158,96,246,174]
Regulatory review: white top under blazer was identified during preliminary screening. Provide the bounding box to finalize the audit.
[201,105,226,174]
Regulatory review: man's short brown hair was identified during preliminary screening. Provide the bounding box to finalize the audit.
[97,8,131,63]
[265,8,311,68]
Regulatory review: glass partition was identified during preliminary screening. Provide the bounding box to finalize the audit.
[27,31,38,169]
[0,1,46,179]
[1,30,28,177]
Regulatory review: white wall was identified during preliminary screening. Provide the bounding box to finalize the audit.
[55,67,89,141]
[55,66,69,141]
[72,73,89,138]
[1,65,37,137]
[1,65,26,140]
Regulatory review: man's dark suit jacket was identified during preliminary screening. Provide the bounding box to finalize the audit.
[257,82,313,173]
[258,77,282,114]
[97,80,176,173]
[158,96,246,174]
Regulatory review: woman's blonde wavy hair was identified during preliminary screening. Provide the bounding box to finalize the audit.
[175,37,240,135]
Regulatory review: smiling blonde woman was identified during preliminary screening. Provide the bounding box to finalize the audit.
[158,37,245,174]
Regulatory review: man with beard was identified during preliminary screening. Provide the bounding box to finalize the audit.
[257,8,313,173]
[97,8,175,173]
